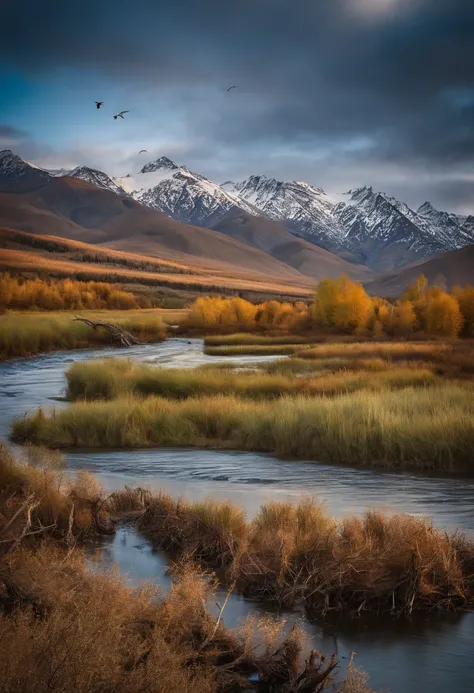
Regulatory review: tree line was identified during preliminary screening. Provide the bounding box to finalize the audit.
[0,274,139,311]
[187,274,474,338]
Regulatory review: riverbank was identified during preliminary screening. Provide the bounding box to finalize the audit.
[137,492,474,618]
[0,309,169,360]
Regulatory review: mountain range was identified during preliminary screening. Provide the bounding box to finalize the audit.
[61,153,473,273]
[0,148,473,293]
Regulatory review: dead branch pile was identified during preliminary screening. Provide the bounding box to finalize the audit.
[73,316,140,346]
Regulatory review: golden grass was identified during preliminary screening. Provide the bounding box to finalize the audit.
[204,333,316,346]
[295,341,452,361]
[0,311,166,359]
[204,344,314,356]
[12,384,474,472]
[65,358,438,402]
[138,494,474,616]
[295,340,474,378]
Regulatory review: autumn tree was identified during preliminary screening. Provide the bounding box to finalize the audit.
[456,285,474,336]
[312,275,374,333]
[425,292,463,338]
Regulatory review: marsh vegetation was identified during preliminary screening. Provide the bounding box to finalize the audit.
[0,311,166,360]
[0,443,380,693]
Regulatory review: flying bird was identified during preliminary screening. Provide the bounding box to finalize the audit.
[227,85,238,92]
[139,149,148,154]
[113,111,129,120]
[95,101,104,109]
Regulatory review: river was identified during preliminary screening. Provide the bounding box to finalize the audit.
[1,338,474,693]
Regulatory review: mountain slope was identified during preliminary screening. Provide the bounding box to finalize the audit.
[0,227,312,300]
[0,176,311,284]
[365,245,474,297]
[332,186,447,272]
[211,209,373,282]
[223,175,349,252]
[4,148,473,276]
[225,175,474,271]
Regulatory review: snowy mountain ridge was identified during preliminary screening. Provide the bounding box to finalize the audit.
[1,148,473,272]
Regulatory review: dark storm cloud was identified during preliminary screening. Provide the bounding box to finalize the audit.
[0,124,27,139]
[0,124,29,147]
[2,0,474,209]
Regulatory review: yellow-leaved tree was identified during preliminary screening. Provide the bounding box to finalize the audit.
[312,275,374,333]
[425,292,463,338]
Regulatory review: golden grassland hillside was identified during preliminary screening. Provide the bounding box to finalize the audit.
[0,444,378,693]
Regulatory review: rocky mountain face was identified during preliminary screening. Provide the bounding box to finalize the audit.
[227,178,474,271]
[3,148,473,273]
[222,175,351,253]
[0,149,51,191]
[66,166,127,196]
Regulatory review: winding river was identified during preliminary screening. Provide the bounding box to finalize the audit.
[1,338,474,693]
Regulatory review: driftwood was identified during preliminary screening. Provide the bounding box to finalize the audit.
[73,316,140,347]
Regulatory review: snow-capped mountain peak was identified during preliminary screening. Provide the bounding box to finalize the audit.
[67,166,127,195]
[140,156,179,174]
[0,148,51,188]
[113,156,260,226]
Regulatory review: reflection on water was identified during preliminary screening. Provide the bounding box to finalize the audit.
[2,339,474,693]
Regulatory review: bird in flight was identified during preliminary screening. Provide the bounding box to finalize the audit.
[113,111,129,120]
[95,101,104,109]
[139,149,148,154]
[227,85,238,92]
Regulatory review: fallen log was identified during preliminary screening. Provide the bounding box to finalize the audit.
[73,316,140,347]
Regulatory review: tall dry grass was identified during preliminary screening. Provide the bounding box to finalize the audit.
[0,547,379,692]
[0,312,166,359]
[0,442,122,543]
[138,494,474,617]
[12,384,474,472]
[295,341,474,378]
[204,333,316,346]
[65,358,437,402]
[204,343,313,356]
[295,341,451,361]
[0,445,378,692]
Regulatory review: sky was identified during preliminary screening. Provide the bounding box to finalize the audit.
[1,0,474,213]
